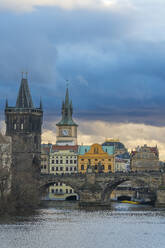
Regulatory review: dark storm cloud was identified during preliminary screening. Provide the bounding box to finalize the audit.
[0,6,165,125]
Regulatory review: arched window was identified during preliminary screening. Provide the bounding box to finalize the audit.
[94,147,98,154]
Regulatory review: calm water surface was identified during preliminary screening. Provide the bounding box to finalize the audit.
[0,202,165,248]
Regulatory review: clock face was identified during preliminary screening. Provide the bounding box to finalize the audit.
[62,129,69,136]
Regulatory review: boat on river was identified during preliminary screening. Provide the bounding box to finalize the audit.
[120,199,153,205]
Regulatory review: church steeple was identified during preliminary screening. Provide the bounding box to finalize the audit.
[57,87,78,126]
[16,76,34,108]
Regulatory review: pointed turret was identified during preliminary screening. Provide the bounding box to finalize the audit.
[5,98,8,108]
[16,78,34,108]
[40,98,43,110]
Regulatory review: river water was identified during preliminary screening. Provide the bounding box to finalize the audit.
[0,202,165,248]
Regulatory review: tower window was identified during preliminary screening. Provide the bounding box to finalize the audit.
[21,123,24,130]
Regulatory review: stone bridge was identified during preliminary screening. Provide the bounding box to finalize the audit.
[40,171,165,206]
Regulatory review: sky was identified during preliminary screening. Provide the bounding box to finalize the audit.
[1,0,165,158]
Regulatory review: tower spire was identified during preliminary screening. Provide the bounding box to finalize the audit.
[56,86,78,127]
[16,77,34,108]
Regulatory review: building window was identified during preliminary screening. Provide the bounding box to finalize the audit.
[108,165,111,171]
[74,160,77,164]
[56,182,58,186]
[56,189,58,193]
[70,167,73,171]
[60,182,62,186]
[66,160,68,164]
[81,165,84,170]
[44,165,46,169]
[52,160,54,164]
[51,189,54,193]
[60,167,63,171]
[66,167,68,171]
[21,123,24,130]
[41,165,43,169]
[60,189,62,193]
[56,160,58,164]
[70,189,72,193]
[85,149,87,152]
[66,189,68,194]
[70,160,73,164]
[95,165,97,170]
[102,165,105,170]
[74,167,77,171]
[52,167,54,171]
[60,160,63,164]
[56,167,58,171]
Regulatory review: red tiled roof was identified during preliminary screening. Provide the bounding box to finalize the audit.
[51,145,78,152]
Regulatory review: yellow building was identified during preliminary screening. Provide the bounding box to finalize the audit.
[78,144,114,173]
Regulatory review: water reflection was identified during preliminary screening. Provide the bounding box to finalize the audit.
[0,202,165,248]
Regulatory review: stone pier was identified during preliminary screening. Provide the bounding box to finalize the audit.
[155,173,165,207]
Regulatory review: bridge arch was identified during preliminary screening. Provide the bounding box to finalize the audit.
[101,176,154,203]
[40,180,80,200]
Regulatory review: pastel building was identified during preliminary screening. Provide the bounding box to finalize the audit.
[131,144,160,171]
[49,145,78,175]
[78,144,115,173]
[115,152,130,172]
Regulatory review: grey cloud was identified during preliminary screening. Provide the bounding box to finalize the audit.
[0,6,165,126]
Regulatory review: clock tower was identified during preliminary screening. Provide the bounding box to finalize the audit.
[56,87,78,145]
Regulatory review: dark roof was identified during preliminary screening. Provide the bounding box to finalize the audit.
[16,78,34,108]
[116,152,130,159]
[102,141,125,150]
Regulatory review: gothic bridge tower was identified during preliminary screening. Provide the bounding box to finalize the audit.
[56,87,78,145]
[5,76,43,172]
